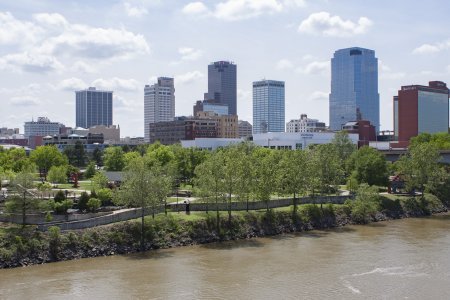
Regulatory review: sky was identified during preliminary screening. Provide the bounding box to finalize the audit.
[0,0,449,137]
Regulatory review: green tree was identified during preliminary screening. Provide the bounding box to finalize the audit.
[103,147,125,171]
[63,141,87,167]
[47,165,68,184]
[347,183,380,223]
[97,188,113,206]
[347,146,388,186]
[92,147,103,166]
[397,143,443,196]
[113,156,172,250]
[5,165,38,226]
[84,161,97,179]
[91,172,109,191]
[307,144,343,196]
[195,152,226,229]
[252,148,279,211]
[332,130,356,164]
[410,132,450,150]
[277,149,308,214]
[30,145,68,180]
[233,142,255,212]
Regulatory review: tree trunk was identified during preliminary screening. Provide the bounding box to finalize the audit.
[141,206,145,251]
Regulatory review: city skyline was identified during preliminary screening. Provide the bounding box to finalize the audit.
[1,0,449,136]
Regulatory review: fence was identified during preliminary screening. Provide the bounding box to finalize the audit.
[28,195,352,231]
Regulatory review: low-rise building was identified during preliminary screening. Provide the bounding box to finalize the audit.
[286,114,327,133]
[238,120,253,138]
[24,117,65,139]
[89,125,120,144]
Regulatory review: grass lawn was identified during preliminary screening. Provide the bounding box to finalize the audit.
[52,181,93,191]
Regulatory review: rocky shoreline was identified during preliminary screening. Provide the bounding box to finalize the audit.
[1,197,448,269]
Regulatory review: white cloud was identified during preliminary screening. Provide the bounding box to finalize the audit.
[380,72,406,80]
[297,60,329,75]
[0,12,150,73]
[298,12,372,37]
[0,11,44,45]
[308,91,328,101]
[114,95,136,112]
[447,65,450,73]
[10,96,41,106]
[124,2,149,17]
[276,59,294,70]
[182,2,210,15]
[92,77,141,92]
[412,40,450,54]
[0,52,64,73]
[183,0,305,21]
[71,60,97,73]
[33,13,69,29]
[179,47,203,61]
[176,71,204,84]
[56,77,88,91]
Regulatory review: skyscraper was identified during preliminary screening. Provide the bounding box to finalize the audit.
[76,87,113,129]
[394,81,449,144]
[144,77,175,142]
[206,61,237,115]
[253,80,285,134]
[329,47,379,131]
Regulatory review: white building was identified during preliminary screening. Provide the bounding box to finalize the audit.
[144,77,175,142]
[89,125,120,144]
[181,132,358,151]
[286,114,327,133]
[24,117,64,138]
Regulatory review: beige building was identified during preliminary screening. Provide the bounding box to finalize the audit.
[196,111,239,138]
[88,125,120,143]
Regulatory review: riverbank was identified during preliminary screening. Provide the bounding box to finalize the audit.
[0,194,448,269]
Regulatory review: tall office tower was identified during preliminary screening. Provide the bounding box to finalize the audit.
[252,80,285,134]
[206,61,237,115]
[144,77,175,142]
[76,87,113,129]
[394,81,449,143]
[329,47,379,131]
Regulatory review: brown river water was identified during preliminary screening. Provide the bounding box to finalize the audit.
[1,214,450,299]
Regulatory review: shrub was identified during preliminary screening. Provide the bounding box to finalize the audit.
[54,190,66,203]
[87,198,101,212]
[54,199,73,214]
[78,192,90,211]
[97,188,113,206]
[48,226,61,259]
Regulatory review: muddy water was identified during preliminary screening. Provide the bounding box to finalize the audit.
[1,214,450,299]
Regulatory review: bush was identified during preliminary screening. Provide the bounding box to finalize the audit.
[54,190,66,203]
[48,226,61,259]
[78,192,90,211]
[54,199,73,214]
[87,198,101,212]
[97,188,113,206]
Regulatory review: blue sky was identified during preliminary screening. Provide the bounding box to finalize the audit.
[1,0,449,137]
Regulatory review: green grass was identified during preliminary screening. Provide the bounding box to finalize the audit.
[52,181,94,191]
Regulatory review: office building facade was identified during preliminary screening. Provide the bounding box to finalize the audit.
[24,117,64,138]
[206,61,237,115]
[253,80,285,134]
[76,87,113,129]
[329,47,379,131]
[286,114,327,133]
[394,81,449,144]
[144,77,175,142]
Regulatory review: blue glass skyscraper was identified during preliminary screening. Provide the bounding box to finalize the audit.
[76,87,113,129]
[329,47,379,131]
[253,80,285,134]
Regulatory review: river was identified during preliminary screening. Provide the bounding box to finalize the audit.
[1,214,450,299]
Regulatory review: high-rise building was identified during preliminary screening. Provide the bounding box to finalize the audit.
[394,81,449,144]
[286,114,327,133]
[329,47,379,131]
[144,77,175,142]
[206,61,237,115]
[253,80,285,134]
[76,87,113,129]
[193,99,229,116]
